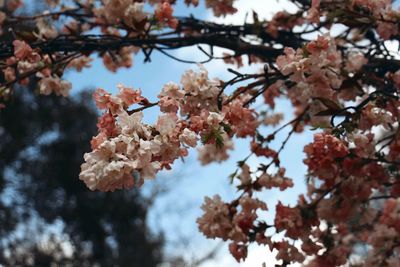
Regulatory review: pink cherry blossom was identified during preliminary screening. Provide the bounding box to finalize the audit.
[154,2,178,29]
[13,40,33,60]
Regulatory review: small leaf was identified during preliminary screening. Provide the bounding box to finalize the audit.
[215,131,224,149]
[221,122,232,133]
[314,97,343,110]
[229,170,238,183]
[201,132,212,144]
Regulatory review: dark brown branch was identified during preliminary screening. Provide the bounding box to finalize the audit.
[0,33,283,61]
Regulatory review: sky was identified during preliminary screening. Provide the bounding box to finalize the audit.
[66,1,313,266]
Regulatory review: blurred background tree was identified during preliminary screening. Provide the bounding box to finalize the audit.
[0,86,164,266]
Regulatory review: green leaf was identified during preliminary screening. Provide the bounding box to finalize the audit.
[229,170,238,184]
[215,131,224,149]
[201,127,225,149]
[221,122,232,134]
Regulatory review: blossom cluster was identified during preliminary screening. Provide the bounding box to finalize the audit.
[3,40,72,96]
[309,0,400,39]
[197,194,267,262]
[275,35,345,126]
[80,66,259,191]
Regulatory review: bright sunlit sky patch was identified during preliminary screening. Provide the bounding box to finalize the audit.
[66,1,313,266]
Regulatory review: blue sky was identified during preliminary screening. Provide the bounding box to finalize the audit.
[65,1,313,266]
